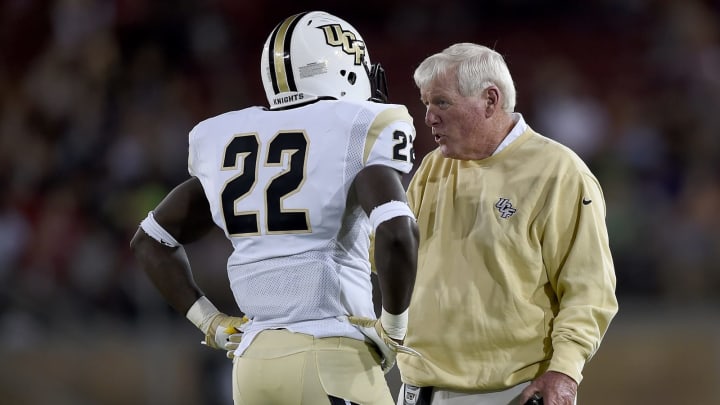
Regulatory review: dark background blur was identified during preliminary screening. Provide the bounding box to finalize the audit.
[1,1,719,404]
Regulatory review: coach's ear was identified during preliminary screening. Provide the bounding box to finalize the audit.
[484,86,500,118]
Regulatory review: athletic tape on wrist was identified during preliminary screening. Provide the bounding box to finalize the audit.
[186,296,220,334]
[369,201,415,231]
[381,307,408,341]
[140,211,181,247]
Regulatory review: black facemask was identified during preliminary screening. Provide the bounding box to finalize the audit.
[368,63,389,103]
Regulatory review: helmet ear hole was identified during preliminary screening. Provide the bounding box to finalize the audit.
[339,70,357,86]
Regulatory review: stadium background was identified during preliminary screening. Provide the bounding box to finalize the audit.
[1,0,719,404]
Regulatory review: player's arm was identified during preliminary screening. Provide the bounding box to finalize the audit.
[353,164,418,330]
[130,177,247,349]
[348,164,419,373]
[130,177,212,314]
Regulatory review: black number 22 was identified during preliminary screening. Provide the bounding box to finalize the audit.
[220,131,310,236]
[392,130,415,164]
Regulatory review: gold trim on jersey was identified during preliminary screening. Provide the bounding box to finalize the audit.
[363,106,412,164]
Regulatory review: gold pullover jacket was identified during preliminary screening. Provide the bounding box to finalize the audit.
[398,125,618,391]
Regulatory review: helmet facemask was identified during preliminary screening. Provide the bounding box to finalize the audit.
[368,62,389,103]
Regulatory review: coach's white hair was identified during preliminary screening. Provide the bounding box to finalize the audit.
[414,43,516,112]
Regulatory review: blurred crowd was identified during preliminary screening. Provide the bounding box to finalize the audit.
[1,0,719,347]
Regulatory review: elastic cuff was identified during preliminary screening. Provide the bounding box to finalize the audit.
[548,341,587,384]
[140,211,181,247]
[369,201,415,231]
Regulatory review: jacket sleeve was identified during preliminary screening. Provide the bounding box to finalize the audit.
[542,171,619,383]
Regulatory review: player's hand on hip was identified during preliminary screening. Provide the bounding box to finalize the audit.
[224,326,247,359]
[186,297,250,352]
[203,314,250,350]
[348,316,421,374]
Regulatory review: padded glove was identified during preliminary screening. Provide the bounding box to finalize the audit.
[203,314,249,350]
[348,316,420,373]
[186,296,249,350]
[224,318,252,359]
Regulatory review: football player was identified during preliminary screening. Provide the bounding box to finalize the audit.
[130,10,419,405]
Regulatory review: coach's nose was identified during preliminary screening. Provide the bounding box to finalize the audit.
[425,107,440,128]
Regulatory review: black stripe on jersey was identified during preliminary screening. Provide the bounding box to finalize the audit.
[282,12,306,92]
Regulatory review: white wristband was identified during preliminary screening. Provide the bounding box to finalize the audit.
[369,201,415,231]
[186,296,220,334]
[140,211,181,247]
[380,307,408,341]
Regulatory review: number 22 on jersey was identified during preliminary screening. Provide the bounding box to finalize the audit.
[220,131,310,236]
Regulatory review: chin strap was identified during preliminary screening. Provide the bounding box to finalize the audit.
[368,62,389,103]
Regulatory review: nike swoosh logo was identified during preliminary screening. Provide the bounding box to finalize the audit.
[582,199,592,205]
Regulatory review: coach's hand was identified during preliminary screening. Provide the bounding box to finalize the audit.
[518,371,577,405]
[348,316,420,373]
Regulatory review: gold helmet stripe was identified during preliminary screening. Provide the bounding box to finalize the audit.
[267,12,307,94]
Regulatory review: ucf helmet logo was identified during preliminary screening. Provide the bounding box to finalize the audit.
[318,24,366,65]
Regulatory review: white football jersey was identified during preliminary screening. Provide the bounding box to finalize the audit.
[188,99,415,354]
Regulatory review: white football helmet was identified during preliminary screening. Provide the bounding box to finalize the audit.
[261,11,388,109]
